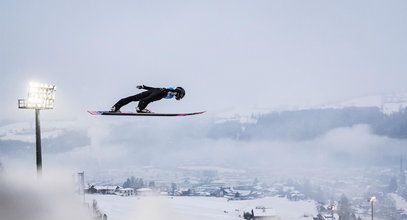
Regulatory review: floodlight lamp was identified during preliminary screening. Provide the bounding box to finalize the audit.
[19,81,56,110]
[329,205,337,211]
[368,196,377,202]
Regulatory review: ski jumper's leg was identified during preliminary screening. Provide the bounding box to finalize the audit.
[113,91,151,110]
[137,89,166,110]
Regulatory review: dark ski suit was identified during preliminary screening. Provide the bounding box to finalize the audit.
[112,85,175,111]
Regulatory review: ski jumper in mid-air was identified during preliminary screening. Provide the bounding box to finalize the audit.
[110,85,185,113]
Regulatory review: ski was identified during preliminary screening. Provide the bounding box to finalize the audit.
[88,111,205,117]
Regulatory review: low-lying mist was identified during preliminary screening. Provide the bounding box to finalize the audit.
[2,109,406,181]
[43,118,407,177]
[0,168,92,220]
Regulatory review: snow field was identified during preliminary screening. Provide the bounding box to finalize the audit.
[86,194,317,220]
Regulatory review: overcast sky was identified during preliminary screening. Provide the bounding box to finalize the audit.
[2,0,407,184]
[1,0,407,121]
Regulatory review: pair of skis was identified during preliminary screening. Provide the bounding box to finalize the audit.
[88,110,205,117]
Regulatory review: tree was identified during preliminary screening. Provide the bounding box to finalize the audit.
[387,176,398,193]
[148,181,155,188]
[122,176,144,190]
[171,183,177,195]
[338,194,352,220]
[235,192,241,198]
[123,178,131,188]
[136,178,144,188]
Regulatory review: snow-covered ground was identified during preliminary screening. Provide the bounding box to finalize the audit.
[215,93,407,124]
[322,94,407,115]
[85,195,317,220]
[389,193,407,211]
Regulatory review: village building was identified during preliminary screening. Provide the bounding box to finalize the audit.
[87,185,134,196]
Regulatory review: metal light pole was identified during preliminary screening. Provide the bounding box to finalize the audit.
[35,109,42,175]
[368,196,377,220]
[19,82,56,177]
[371,201,374,220]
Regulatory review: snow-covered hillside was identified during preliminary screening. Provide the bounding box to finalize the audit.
[322,93,407,115]
[86,195,317,220]
[215,93,407,124]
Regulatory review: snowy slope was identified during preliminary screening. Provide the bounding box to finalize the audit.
[216,93,407,124]
[85,195,317,220]
[324,94,407,115]
[215,106,272,124]
[321,95,382,109]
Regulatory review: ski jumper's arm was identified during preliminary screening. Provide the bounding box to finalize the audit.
[137,85,157,90]
[139,85,169,92]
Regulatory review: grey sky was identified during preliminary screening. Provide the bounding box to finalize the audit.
[1,0,407,120]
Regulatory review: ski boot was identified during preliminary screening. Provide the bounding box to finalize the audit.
[136,107,152,113]
[109,106,120,112]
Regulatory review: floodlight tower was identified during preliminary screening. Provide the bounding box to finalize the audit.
[368,196,377,220]
[18,82,56,176]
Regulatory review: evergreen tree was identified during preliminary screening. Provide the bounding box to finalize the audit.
[123,178,131,188]
[122,176,145,190]
[137,178,144,188]
[171,183,177,195]
[338,194,352,220]
[387,176,398,193]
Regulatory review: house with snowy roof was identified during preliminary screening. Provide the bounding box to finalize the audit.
[87,185,121,194]
[117,188,134,196]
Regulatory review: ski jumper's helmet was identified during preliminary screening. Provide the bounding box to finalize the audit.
[175,87,185,100]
